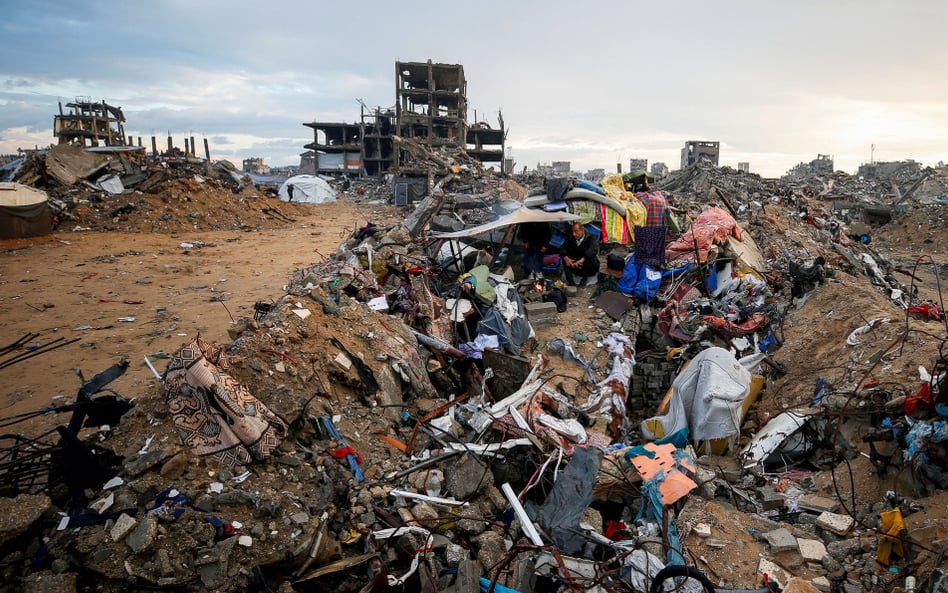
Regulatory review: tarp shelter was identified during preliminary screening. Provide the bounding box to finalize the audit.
[427,206,581,239]
[641,347,751,446]
[0,183,51,239]
[278,175,336,204]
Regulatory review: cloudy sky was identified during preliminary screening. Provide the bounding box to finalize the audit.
[1,0,946,177]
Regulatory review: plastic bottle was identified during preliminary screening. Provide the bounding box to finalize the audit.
[905,575,916,593]
[425,470,442,497]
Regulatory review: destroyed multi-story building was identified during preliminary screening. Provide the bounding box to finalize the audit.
[551,161,571,178]
[680,140,720,169]
[737,162,750,173]
[303,60,505,184]
[785,154,835,179]
[242,157,269,175]
[651,162,669,180]
[53,98,128,147]
[857,159,920,180]
[298,151,316,175]
[629,158,648,172]
[584,168,606,183]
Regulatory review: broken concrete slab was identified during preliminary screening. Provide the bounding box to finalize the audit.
[797,537,827,563]
[109,513,137,542]
[445,453,491,500]
[815,510,855,536]
[756,556,791,589]
[797,493,839,513]
[45,144,110,186]
[126,515,157,554]
[0,493,50,546]
[763,527,798,552]
[755,485,787,511]
[195,537,237,590]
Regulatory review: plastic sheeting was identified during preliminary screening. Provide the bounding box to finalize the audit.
[534,446,603,555]
[0,183,51,239]
[642,347,751,444]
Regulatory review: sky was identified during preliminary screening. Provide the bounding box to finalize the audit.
[1,0,947,178]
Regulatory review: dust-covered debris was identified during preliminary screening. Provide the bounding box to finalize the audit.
[1,156,947,593]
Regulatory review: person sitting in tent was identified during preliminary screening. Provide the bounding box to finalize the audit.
[561,222,599,286]
[519,222,552,278]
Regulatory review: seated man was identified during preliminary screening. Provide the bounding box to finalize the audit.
[561,222,600,286]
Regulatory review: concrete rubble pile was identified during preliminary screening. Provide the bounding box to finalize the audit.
[1,160,947,593]
[1,144,316,233]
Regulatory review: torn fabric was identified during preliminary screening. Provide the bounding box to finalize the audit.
[163,336,288,466]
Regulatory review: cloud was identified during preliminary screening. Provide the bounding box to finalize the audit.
[2,1,948,174]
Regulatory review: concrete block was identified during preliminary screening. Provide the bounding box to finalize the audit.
[797,538,827,563]
[811,576,832,592]
[524,301,558,326]
[815,511,854,536]
[798,494,839,513]
[755,486,787,511]
[763,527,798,552]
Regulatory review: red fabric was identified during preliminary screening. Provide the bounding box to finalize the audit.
[703,312,770,336]
[605,520,630,541]
[904,383,932,416]
[908,302,944,320]
[327,446,362,464]
[665,207,743,264]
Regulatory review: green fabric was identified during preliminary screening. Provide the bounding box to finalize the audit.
[567,200,599,224]
[461,265,496,304]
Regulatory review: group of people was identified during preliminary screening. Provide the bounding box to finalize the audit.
[519,175,669,287]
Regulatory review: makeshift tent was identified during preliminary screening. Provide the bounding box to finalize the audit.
[278,175,336,204]
[427,205,580,239]
[641,347,751,447]
[0,183,51,239]
[523,179,648,245]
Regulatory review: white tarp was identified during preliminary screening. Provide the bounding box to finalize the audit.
[739,410,819,470]
[641,347,751,443]
[427,206,581,239]
[278,175,336,204]
[96,173,125,195]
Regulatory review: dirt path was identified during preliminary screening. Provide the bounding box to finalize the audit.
[0,199,400,429]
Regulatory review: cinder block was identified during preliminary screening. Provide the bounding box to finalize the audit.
[524,301,558,326]
[763,527,797,552]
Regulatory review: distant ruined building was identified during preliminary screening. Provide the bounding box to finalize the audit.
[53,98,128,147]
[303,60,506,178]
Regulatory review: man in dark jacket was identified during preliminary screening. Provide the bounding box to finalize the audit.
[519,222,552,277]
[561,222,599,286]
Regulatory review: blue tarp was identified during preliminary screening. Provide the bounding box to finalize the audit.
[617,256,691,302]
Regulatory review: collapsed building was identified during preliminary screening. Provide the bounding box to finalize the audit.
[679,140,720,169]
[2,100,948,593]
[53,98,128,148]
[303,60,506,198]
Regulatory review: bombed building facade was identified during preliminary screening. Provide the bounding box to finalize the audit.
[53,98,128,148]
[304,60,506,182]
